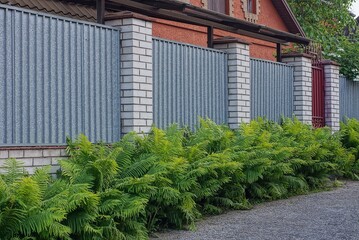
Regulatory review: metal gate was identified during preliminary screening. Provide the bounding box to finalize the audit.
[312,63,325,128]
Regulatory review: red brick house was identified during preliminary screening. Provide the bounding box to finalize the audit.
[153,0,306,60]
[0,0,308,61]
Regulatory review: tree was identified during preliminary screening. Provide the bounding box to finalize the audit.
[287,0,359,80]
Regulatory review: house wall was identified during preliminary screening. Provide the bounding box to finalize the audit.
[152,0,290,60]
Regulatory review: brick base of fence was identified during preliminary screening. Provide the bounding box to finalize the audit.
[0,147,67,175]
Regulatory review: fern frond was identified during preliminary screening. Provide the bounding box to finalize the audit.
[2,159,26,184]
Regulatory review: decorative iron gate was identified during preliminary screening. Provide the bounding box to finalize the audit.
[312,63,325,128]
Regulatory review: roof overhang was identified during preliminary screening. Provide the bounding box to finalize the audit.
[73,0,310,45]
[271,0,306,37]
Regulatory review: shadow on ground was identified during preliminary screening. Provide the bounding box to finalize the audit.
[153,181,359,240]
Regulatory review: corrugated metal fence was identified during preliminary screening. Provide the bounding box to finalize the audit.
[340,76,359,120]
[251,58,294,122]
[0,4,121,146]
[153,38,228,129]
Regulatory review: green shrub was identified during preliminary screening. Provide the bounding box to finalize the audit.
[1,117,358,240]
[185,120,244,214]
[339,118,359,179]
[0,159,95,240]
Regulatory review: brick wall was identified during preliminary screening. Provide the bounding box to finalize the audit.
[282,54,313,125]
[106,13,153,134]
[214,37,251,128]
[323,61,340,131]
[0,147,67,175]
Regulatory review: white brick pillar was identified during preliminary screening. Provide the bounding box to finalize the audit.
[105,12,153,134]
[322,60,340,131]
[282,53,313,125]
[213,37,251,129]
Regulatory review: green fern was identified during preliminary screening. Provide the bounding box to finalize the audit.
[2,117,359,239]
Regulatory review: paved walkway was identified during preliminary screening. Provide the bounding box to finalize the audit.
[154,181,359,240]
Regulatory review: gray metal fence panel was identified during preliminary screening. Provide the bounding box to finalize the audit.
[153,38,228,129]
[251,58,294,122]
[340,76,359,120]
[0,4,121,146]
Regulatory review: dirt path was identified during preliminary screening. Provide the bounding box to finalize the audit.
[154,181,359,240]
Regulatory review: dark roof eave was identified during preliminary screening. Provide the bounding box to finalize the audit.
[104,0,310,45]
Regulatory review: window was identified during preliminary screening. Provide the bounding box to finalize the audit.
[242,0,260,23]
[203,0,234,16]
[247,0,256,14]
[208,0,227,14]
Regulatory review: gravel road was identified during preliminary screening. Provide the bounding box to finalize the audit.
[153,181,359,240]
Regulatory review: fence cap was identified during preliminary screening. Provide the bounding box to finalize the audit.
[105,11,153,22]
[320,60,340,67]
[282,52,313,59]
[213,36,251,45]
[0,145,66,150]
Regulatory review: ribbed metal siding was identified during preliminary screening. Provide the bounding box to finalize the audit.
[340,76,359,120]
[0,5,121,146]
[251,58,294,122]
[153,38,228,129]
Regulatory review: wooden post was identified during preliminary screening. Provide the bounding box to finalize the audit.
[207,26,214,48]
[97,0,105,24]
[276,43,282,62]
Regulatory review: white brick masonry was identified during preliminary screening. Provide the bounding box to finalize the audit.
[322,61,340,131]
[282,54,313,125]
[0,148,67,175]
[106,13,153,134]
[214,37,251,129]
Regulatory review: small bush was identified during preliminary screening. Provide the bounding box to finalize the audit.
[339,118,359,179]
[1,118,358,240]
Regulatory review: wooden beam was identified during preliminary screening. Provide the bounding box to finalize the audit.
[106,0,309,44]
[277,43,282,62]
[207,26,214,48]
[97,0,105,24]
[107,0,288,44]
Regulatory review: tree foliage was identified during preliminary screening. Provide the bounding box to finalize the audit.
[287,0,359,80]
